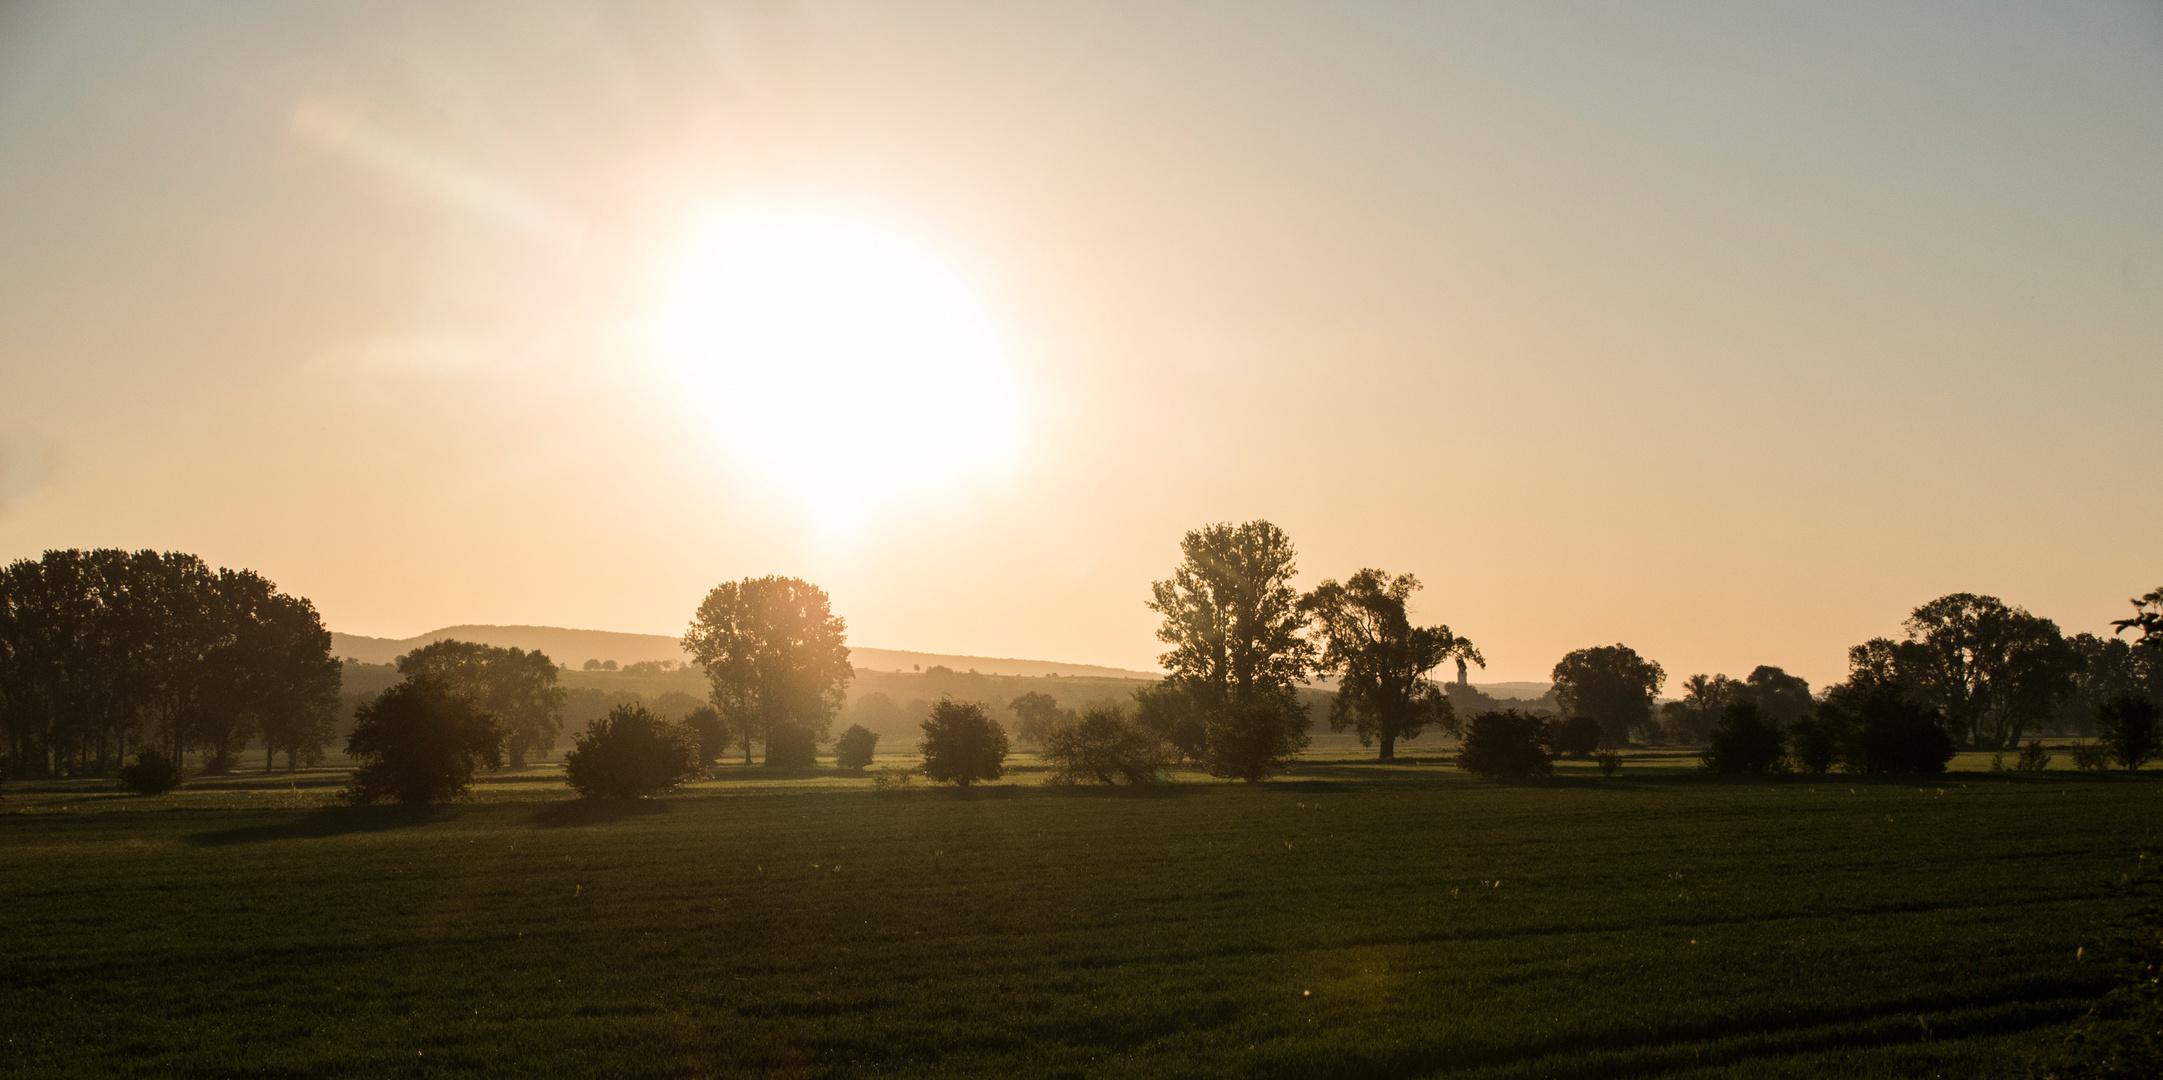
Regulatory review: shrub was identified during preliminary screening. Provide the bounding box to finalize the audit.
[871,765,915,793]
[1786,715,1842,775]
[1702,700,1786,775]
[2072,742,2114,771]
[683,705,727,766]
[1456,710,1553,780]
[2096,693,2161,771]
[1043,707,1168,784]
[563,704,703,799]
[834,724,879,771]
[1549,716,1603,759]
[1843,689,1955,774]
[344,676,504,804]
[1593,750,1622,777]
[2016,740,2053,772]
[1132,680,1207,764]
[920,698,1009,787]
[117,748,183,795]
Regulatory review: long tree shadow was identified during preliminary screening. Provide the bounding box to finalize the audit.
[528,799,673,828]
[187,804,451,845]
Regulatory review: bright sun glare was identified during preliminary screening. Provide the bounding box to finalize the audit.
[647,206,1025,529]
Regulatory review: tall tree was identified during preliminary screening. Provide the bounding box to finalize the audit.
[1900,593,2081,750]
[1008,691,1075,745]
[682,576,853,767]
[1146,521,1315,781]
[1742,666,1813,728]
[396,641,567,766]
[1659,673,1743,745]
[1304,569,1458,760]
[1551,645,1664,749]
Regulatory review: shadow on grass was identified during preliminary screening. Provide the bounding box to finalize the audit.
[528,799,672,828]
[186,804,451,845]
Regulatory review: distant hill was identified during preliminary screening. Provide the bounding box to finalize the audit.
[329,624,1164,680]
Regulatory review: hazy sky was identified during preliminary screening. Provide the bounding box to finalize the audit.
[2,1,2159,686]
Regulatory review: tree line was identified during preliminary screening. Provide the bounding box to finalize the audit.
[0,549,341,777]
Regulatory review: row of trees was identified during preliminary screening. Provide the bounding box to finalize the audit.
[0,549,341,777]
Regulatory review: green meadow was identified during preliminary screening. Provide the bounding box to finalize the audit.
[4,752,2157,1078]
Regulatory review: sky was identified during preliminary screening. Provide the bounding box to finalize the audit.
[1,1,2159,687]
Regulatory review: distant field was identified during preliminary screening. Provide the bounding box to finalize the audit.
[3,752,2157,1078]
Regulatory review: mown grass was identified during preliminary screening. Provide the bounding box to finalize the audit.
[2,751,2158,1078]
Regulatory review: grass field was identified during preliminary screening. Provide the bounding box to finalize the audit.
[3,750,2158,1078]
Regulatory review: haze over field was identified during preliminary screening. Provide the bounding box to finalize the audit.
[2,2,2159,686]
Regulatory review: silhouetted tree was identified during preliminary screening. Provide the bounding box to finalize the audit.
[1042,707,1166,784]
[1552,645,1664,749]
[1304,569,1460,760]
[1742,666,1813,728]
[117,747,183,795]
[397,640,566,767]
[1456,710,1554,779]
[919,698,1008,787]
[563,703,702,798]
[1785,714,1842,774]
[2060,633,2158,737]
[344,676,504,804]
[2111,586,2163,645]
[1819,683,1955,774]
[1132,679,1206,764]
[682,576,853,766]
[1549,716,1603,759]
[1148,521,1314,781]
[2095,693,2160,771]
[1009,691,1075,746]
[1659,674,1743,745]
[1702,700,1786,775]
[682,705,727,766]
[1898,593,2081,750]
[834,723,879,771]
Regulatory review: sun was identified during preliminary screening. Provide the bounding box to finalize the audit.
[645,205,1026,527]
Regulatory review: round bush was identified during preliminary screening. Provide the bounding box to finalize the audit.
[344,676,505,804]
[117,748,183,795]
[1043,707,1167,784]
[919,698,1009,787]
[2096,693,2161,771]
[1701,700,1786,775]
[563,704,704,799]
[1549,716,1603,759]
[1456,710,1554,779]
[834,723,880,771]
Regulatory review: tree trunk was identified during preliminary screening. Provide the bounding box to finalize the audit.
[1379,732,1396,760]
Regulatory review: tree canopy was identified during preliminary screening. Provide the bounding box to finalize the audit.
[918,698,1008,787]
[682,576,853,766]
[396,640,566,767]
[344,675,504,804]
[1551,645,1664,749]
[1305,568,1458,760]
[0,549,339,778]
[1147,520,1314,781]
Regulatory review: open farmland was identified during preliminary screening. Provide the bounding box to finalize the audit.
[3,756,2157,1078]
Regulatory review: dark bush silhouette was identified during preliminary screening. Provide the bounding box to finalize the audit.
[919,698,1008,787]
[683,705,726,766]
[1786,715,1842,774]
[1132,679,1206,764]
[563,704,702,799]
[344,676,504,804]
[834,723,879,771]
[2096,693,2161,771]
[1549,716,1602,759]
[1042,707,1167,784]
[1701,700,1786,775]
[1456,710,1553,779]
[1838,688,1955,774]
[117,748,183,795]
